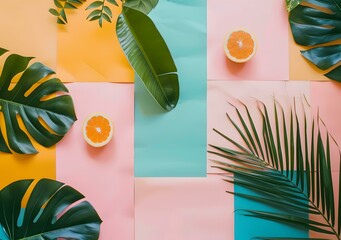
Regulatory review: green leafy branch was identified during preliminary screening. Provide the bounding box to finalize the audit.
[86,0,118,27]
[49,0,86,24]
[209,97,341,239]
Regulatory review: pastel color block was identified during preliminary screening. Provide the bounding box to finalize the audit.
[311,81,341,171]
[0,0,57,69]
[134,0,207,177]
[56,83,134,240]
[0,146,56,189]
[135,176,233,240]
[208,80,311,173]
[57,2,134,82]
[208,0,289,81]
[235,185,308,239]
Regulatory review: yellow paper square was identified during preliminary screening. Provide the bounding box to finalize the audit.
[57,3,134,82]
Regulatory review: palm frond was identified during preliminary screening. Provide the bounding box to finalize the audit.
[210,97,341,239]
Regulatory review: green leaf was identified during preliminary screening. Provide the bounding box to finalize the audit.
[49,8,60,16]
[59,8,68,23]
[64,2,77,9]
[286,0,302,12]
[0,52,76,154]
[86,1,103,10]
[124,0,159,14]
[116,7,179,111]
[68,0,84,4]
[87,9,102,20]
[89,15,101,21]
[289,0,341,82]
[103,5,113,18]
[57,17,66,24]
[210,98,341,238]
[325,66,341,82]
[99,17,103,27]
[107,0,119,6]
[301,45,341,71]
[0,179,102,239]
[54,0,63,8]
[102,13,111,22]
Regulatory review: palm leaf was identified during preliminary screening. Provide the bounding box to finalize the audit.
[210,98,341,239]
[0,178,102,239]
[116,6,179,111]
[289,0,341,81]
[0,49,76,154]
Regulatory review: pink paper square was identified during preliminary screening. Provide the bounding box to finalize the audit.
[135,176,233,240]
[56,83,134,240]
[312,82,341,172]
[208,81,311,173]
[208,0,289,81]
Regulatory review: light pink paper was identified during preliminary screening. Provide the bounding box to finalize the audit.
[207,0,289,81]
[135,176,233,240]
[312,82,341,172]
[56,83,134,240]
[208,81,311,173]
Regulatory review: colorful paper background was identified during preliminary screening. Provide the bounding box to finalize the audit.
[207,0,289,81]
[56,83,135,240]
[0,0,341,239]
[134,0,207,177]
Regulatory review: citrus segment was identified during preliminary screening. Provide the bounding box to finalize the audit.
[83,113,113,147]
[224,30,256,63]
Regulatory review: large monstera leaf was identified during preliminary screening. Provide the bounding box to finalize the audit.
[289,0,341,81]
[116,6,179,111]
[0,178,102,239]
[0,49,76,154]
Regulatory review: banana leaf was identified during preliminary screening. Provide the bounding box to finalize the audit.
[0,49,76,154]
[0,178,101,239]
[116,6,179,111]
[289,0,341,81]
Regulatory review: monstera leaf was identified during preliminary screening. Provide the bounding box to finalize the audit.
[0,178,102,239]
[116,6,179,111]
[124,0,159,14]
[210,98,341,239]
[289,0,341,81]
[0,49,76,154]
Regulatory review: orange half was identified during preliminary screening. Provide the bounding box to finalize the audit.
[83,113,113,147]
[224,30,256,63]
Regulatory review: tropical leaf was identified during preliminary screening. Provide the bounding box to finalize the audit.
[50,0,85,24]
[289,0,341,81]
[0,178,102,239]
[124,0,159,14]
[116,7,179,111]
[209,98,341,239]
[286,0,303,11]
[86,0,118,27]
[0,48,76,154]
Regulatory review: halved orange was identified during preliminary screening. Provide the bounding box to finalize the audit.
[83,113,113,147]
[224,30,256,63]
